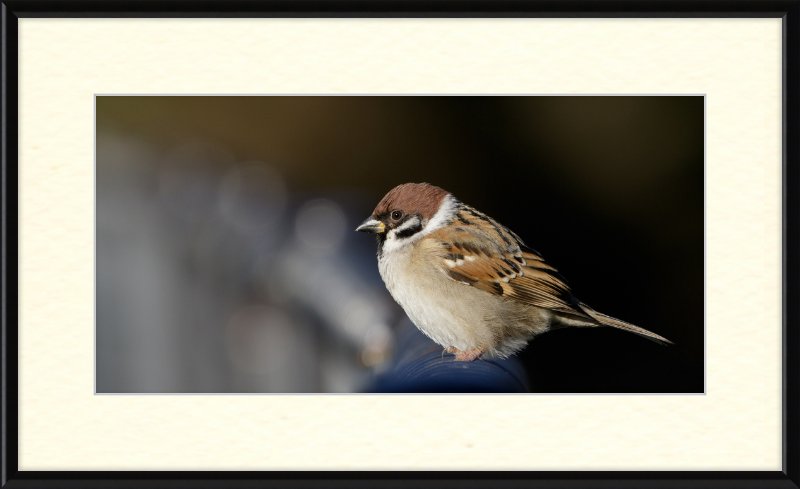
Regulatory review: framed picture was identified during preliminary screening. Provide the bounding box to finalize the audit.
[3,1,796,488]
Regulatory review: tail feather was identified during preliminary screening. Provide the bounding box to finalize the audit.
[579,303,673,346]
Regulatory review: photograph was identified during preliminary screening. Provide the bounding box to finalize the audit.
[96,95,704,394]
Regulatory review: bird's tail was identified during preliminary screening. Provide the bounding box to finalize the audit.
[579,303,673,346]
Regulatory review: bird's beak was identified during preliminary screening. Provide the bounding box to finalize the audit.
[356,218,385,234]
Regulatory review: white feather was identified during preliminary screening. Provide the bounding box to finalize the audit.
[380,195,458,254]
[420,194,458,237]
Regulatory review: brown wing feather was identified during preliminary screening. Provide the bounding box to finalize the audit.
[428,210,595,321]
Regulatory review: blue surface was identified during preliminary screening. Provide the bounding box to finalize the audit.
[368,322,530,393]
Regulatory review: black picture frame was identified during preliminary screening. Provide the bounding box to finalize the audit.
[2,1,798,488]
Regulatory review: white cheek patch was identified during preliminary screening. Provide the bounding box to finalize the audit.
[394,216,421,233]
[385,216,421,240]
[381,195,459,254]
[382,216,422,254]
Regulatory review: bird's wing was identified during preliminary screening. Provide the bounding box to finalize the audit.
[427,218,595,321]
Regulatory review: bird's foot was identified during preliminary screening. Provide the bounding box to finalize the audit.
[444,346,485,362]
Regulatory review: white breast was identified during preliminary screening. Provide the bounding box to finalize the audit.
[377,242,495,352]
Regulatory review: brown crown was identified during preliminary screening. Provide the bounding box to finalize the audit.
[373,183,450,220]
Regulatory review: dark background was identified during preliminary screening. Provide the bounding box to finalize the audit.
[96,96,703,394]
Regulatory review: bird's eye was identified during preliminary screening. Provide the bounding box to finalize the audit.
[390,210,403,221]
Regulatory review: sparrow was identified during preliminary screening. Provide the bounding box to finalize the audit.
[356,182,672,362]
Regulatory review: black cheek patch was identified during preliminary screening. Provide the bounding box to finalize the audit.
[395,223,423,239]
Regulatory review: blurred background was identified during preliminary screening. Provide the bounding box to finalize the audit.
[96,96,703,394]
